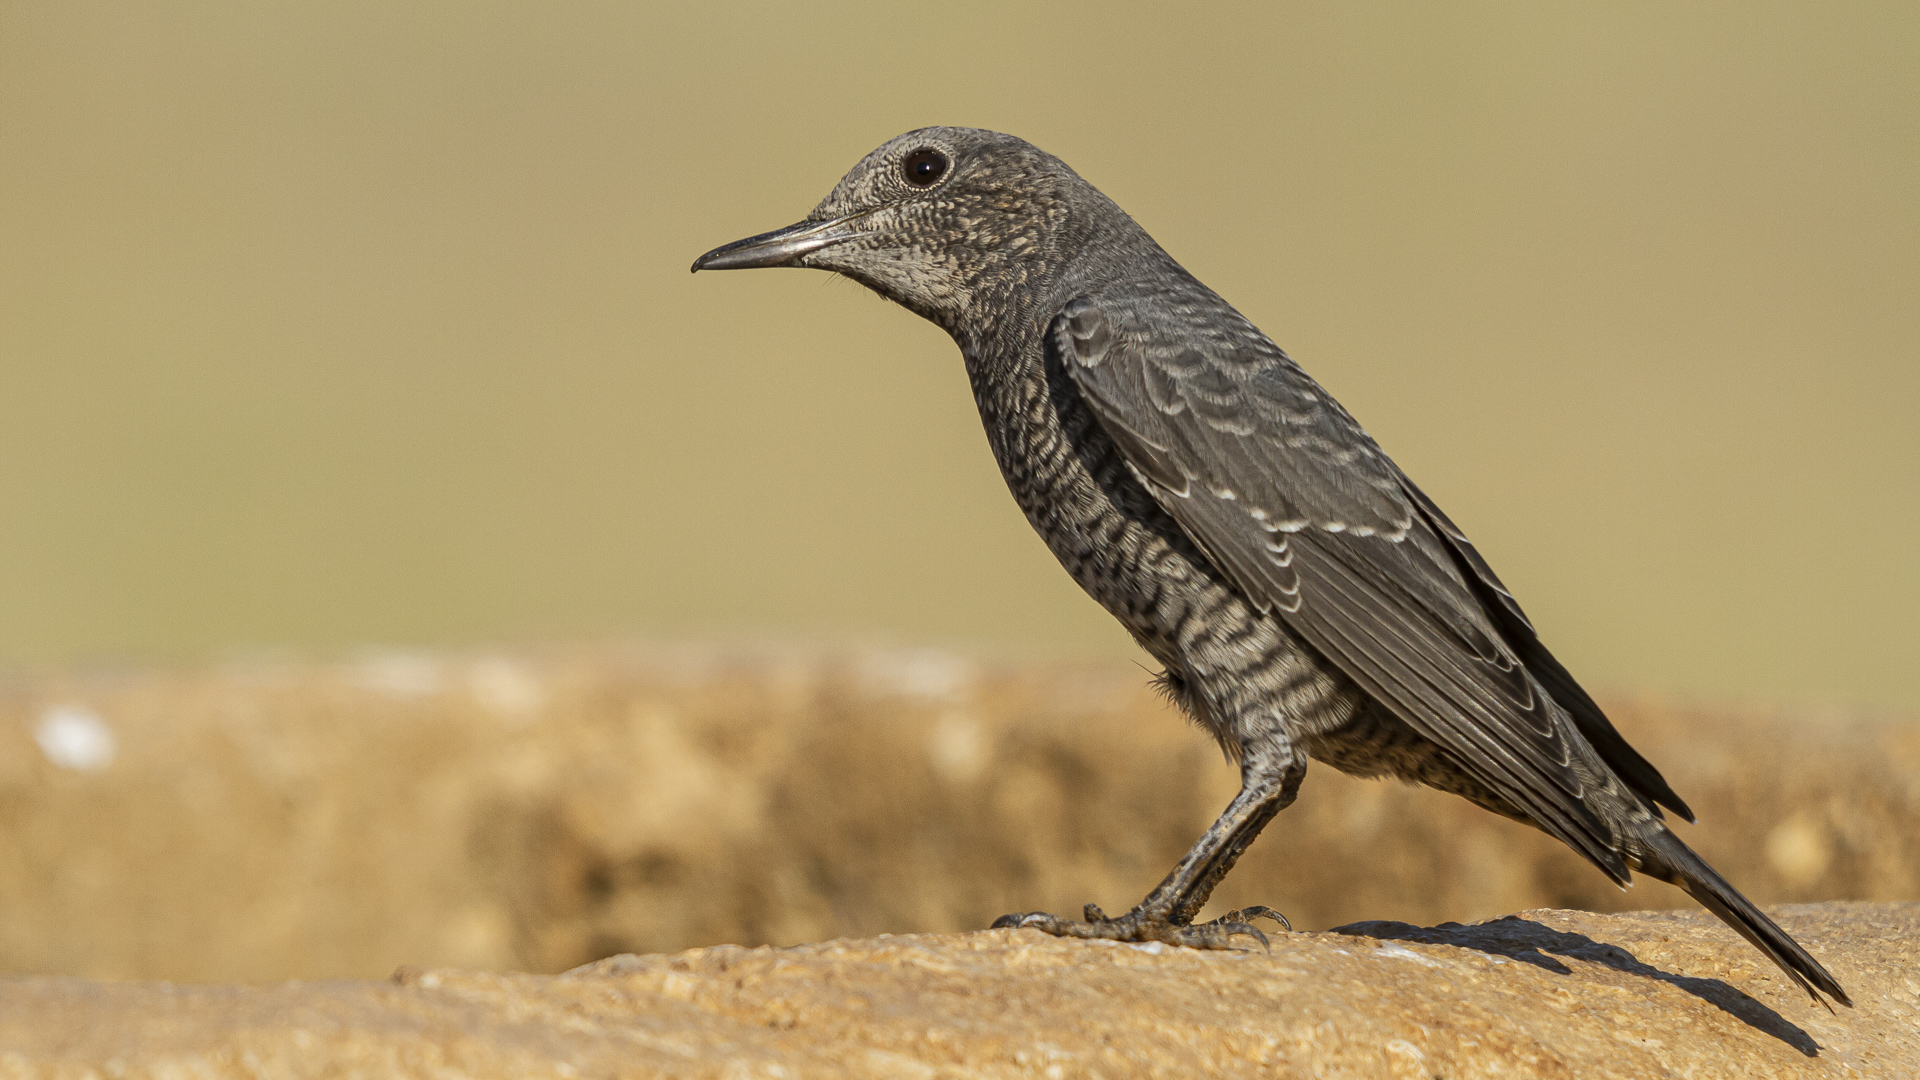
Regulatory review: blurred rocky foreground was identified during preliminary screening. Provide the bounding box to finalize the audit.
[0,644,1915,985]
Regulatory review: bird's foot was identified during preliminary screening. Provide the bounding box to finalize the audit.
[990,902,1288,951]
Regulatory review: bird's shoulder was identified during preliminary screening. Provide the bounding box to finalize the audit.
[1052,282,1437,573]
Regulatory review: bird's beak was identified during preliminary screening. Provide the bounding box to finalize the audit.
[690,214,868,272]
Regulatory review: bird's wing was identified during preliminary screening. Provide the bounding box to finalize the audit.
[1400,478,1693,822]
[1055,290,1633,880]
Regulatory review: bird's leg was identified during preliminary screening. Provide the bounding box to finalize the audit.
[993,742,1304,949]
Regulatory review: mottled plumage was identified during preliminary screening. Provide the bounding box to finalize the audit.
[693,127,1847,1007]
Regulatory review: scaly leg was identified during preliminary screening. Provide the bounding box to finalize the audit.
[992,742,1305,949]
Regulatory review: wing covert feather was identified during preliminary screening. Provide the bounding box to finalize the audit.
[1055,292,1637,879]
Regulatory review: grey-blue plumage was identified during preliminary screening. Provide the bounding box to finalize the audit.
[692,127,1847,1007]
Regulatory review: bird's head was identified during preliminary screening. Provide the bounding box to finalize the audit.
[692,127,1096,328]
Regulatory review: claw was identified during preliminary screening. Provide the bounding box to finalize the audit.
[990,912,1050,930]
[1218,905,1292,933]
[1214,920,1270,951]
[988,904,1276,952]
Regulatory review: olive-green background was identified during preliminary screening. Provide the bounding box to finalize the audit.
[2,3,1914,708]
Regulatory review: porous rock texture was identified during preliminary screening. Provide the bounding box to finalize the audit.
[1,903,1914,1078]
[0,646,1916,981]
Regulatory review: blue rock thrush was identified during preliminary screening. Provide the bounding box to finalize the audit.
[693,127,1848,1007]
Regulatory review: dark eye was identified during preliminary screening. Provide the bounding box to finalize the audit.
[902,147,949,187]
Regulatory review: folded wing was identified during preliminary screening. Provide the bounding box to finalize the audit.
[1056,289,1686,880]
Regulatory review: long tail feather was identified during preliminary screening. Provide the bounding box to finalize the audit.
[1639,826,1851,1008]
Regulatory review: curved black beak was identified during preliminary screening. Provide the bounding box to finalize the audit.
[691,215,867,272]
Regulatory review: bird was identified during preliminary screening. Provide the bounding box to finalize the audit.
[691,127,1849,1007]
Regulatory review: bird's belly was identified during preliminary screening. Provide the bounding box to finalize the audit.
[1305,702,1530,822]
[1303,702,1438,780]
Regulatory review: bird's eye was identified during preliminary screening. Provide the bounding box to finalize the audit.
[902,147,949,187]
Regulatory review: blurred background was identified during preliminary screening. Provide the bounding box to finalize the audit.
[3,0,1915,707]
[0,2,1915,982]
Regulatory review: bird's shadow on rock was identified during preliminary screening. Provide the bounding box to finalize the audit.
[1330,916,1818,1057]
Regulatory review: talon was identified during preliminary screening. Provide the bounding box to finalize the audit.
[1219,921,1270,951]
[983,904,1271,952]
[1221,905,1292,933]
[991,912,1047,930]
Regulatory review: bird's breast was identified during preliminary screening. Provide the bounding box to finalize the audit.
[962,333,1219,643]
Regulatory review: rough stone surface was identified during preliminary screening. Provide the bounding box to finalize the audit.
[1,647,1915,981]
[0,903,1913,1078]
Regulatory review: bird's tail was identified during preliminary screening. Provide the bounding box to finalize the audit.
[1636,824,1851,1008]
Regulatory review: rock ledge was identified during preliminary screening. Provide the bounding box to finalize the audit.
[3,901,1914,1078]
